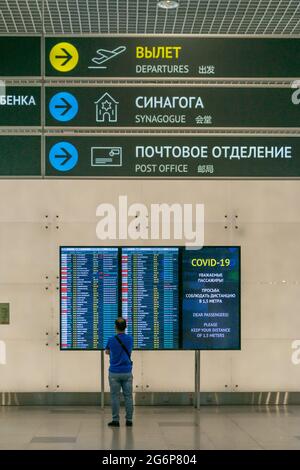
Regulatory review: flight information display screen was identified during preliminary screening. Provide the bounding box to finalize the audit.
[60,247,119,350]
[60,246,240,351]
[182,247,240,350]
[122,247,179,350]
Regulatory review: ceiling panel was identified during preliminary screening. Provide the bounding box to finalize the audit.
[0,0,299,35]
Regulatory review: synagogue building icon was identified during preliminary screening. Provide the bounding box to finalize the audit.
[95,92,119,123]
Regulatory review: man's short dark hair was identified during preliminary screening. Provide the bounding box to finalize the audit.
[115,318,126,332]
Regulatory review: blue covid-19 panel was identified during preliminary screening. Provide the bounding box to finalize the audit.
[122,247,179,350]
[60,247,118,350]
[182,247,240,350]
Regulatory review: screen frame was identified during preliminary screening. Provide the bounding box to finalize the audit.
[59,245,120,352]
[181,246,241,351]
[121,246,182,351]
[59,245,241,351]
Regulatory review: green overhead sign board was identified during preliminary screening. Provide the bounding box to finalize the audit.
[0,37,41,77]
[0,36,299,179]
[0,303,10,324]
[0,86,298,129]
[45,86,300,129]
[0,136,41,176]
[0,36,299,79]
[0,86,41,127]
[45,37,300,79]
[1,135,299,178]
[0,85,300,130]
[45,135,300,178]
[0,85,300,129]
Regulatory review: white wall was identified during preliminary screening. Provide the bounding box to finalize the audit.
[0,179,299,393]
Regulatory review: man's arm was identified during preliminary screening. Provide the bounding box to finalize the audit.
[105,339,110,355]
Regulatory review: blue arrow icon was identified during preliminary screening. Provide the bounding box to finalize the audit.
[49,142,78,172]
[49,92,78,122]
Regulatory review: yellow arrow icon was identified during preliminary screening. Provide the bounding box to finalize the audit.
[49,42,79,72]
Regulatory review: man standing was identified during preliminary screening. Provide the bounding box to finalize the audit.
[105,318,133,427]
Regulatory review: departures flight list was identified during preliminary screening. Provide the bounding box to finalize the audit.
[60,247,118,350]
[122,248,179,349]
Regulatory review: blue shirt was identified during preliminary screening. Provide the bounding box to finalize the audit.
[105,333,133,373]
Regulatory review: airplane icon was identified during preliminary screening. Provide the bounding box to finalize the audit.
[88,46,127,69]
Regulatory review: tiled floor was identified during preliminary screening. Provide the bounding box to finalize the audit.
[0,405,300,450]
